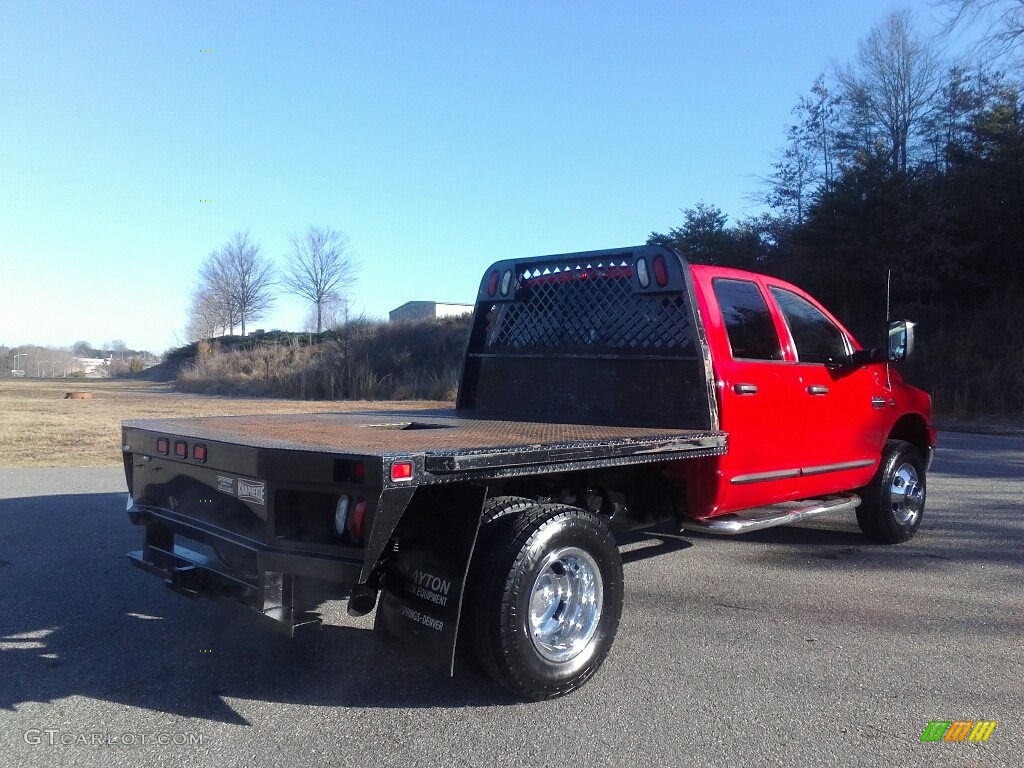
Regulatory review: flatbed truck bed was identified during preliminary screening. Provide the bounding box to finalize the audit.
[123,409,727,480]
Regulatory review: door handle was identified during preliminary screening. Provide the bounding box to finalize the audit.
[733,383,759,395]
[807,385,830,395]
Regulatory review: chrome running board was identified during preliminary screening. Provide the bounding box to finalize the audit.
[679,493,861,535]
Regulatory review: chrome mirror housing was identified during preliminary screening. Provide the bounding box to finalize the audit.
[888,320,916,362]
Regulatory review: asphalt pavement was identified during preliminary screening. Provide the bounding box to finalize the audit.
[0,431,1021,767]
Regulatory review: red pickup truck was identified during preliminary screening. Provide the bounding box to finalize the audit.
[121,245,935,700]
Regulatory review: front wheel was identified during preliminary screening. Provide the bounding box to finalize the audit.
[466,503,623,700]
[856,440,926,543]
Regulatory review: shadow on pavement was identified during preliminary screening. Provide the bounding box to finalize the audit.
[0,492,513,725]
[2,466,1020,725]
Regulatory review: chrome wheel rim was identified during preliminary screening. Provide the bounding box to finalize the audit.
[889,462,924,526]
[528,547,603,663]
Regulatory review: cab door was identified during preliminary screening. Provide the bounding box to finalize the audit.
[701,275,806,513]
[765,284,888,495]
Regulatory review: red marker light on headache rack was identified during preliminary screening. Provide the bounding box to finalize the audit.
[390,461,414,481]
[652,254,669,287]
[486,269,501,297]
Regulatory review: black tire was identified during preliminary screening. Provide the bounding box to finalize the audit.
[856,439,926,543]
[465,502,623,700]
[481,495,538,525]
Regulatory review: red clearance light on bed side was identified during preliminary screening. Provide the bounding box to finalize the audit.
[486,269,500,297]
[193,444,207,463]
[390,461,414,482]
[352,461,366,482]
[652,254,669,287]
[156,438,169,455]
[174,441,188,459]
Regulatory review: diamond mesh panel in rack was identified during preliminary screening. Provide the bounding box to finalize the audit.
[483,259,695,356]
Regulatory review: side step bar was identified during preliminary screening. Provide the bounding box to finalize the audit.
[679,493,861,535]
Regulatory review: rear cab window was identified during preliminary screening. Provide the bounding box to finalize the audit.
[711,279,783,361]
[768,287,850,364]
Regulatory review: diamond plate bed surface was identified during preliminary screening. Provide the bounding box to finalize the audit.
[123,408,725,458]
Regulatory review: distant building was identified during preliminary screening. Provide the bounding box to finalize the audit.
[72,357,109,377]
[389,301,474,323]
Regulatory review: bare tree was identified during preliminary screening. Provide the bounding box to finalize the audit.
[282,226,359,334]
[71,340,93,357]
[763,126,815,225]
[191,249,239,338]
[759,76,841,224]
[835,10,944,174]
[943,0,1024,66]
[185,283,228,340]
[221,231,275,336]
[799,76,841,193]
[187,234,275,339]
[301,295,352,333]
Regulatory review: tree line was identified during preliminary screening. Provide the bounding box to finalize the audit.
[188,225,359,340]
[649,2,1024,414]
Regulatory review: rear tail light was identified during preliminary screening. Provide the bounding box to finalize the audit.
[174,441,188,459]
[193,444,207,463]
[156,438,169,455]
[351,498,367,540]
[486,269,500,297]
[334,496,350,535]
[334,495,368,542]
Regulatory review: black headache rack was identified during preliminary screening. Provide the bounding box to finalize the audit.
[122,245,726,672]
[458,244,719,431]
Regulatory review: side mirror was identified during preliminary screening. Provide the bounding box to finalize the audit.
[887,320,916,362]
[845,347,886,367]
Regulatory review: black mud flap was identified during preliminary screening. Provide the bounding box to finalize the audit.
[374,484,487,676]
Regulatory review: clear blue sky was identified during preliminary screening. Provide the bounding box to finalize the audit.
[0,0,951,354]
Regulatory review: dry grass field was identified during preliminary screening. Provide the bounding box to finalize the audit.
[0,380,444,468]
[3,379,1020,470]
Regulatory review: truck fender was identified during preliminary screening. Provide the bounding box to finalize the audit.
[373,483,488,676]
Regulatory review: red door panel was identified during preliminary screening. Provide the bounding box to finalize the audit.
[688,270,806,515]
[765,285,886,494]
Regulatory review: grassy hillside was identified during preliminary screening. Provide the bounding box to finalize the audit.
[175,316,471,401]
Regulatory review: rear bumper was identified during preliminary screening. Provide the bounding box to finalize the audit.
[127,499,364,635]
